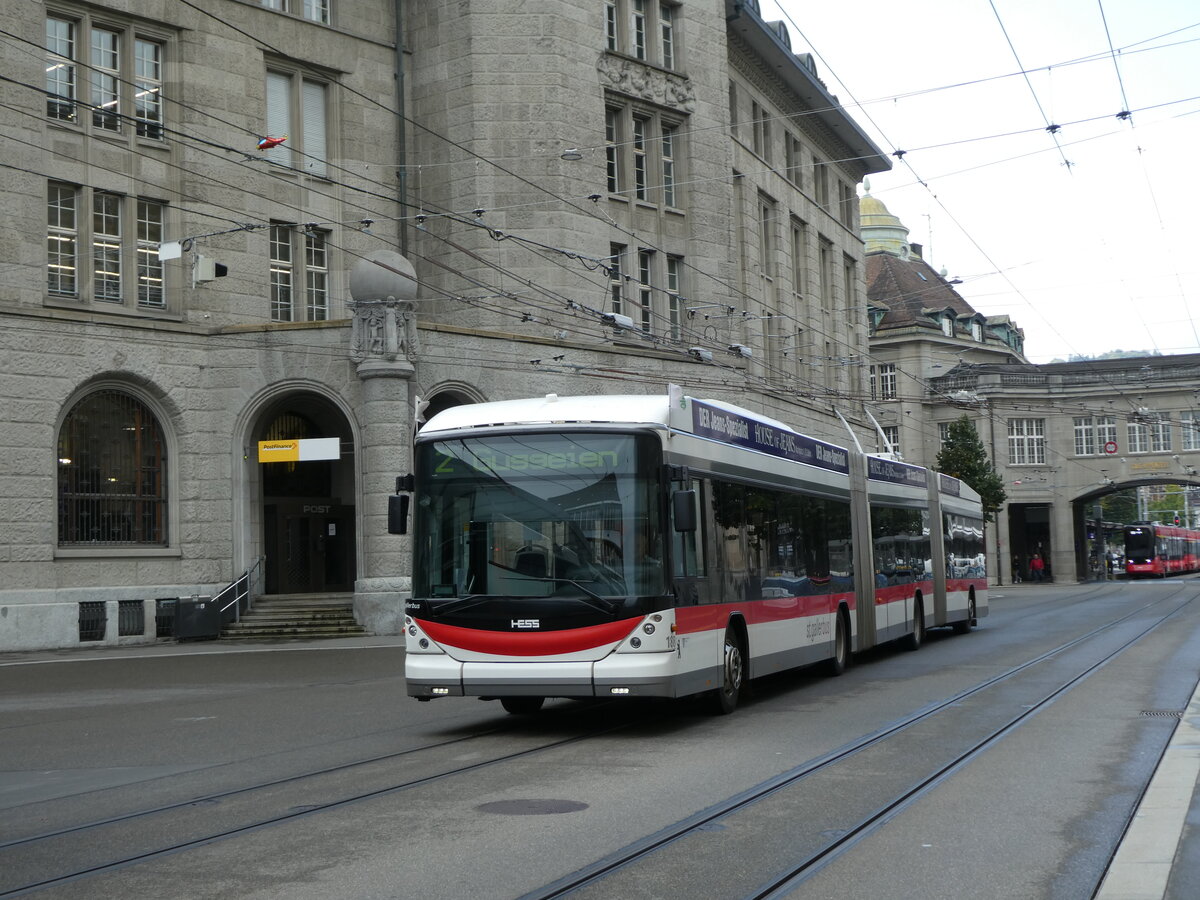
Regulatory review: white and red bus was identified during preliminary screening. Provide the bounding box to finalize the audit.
[1124,522,1200,577]
[391,391,987,714]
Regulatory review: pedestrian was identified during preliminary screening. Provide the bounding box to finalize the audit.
[1030,553,1045,583]
[1011,556,1022,583]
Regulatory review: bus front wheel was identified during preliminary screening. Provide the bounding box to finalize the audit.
[500,696,545,715]
[709,625,746,715]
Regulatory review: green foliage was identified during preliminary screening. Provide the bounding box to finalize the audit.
[935,415,1006,522]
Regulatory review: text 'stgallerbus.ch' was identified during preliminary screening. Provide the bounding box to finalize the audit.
[389,391,987,714]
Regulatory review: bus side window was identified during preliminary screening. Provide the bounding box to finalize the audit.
[673,479,705,578]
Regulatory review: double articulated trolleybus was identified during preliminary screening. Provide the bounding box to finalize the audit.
[390,392,987,714]
[1124,522,1200,577]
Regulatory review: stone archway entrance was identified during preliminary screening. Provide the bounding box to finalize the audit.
[256,396,356,595]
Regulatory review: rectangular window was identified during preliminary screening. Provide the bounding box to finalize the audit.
[882,426,900,456]
[92,192,122,302]
[605,2,618,51]
[631,0,647,60]
[661,125,676,207]
[265,70,328,177]
[605,108,622,194]
[1183,412,1200,451]
[817,237,832,310]
[1074,417,1096,456]
[48,183,78,296]
[632,117,648,201]
[666,255,682,341]
[758,195,775,282]
[637,249,654,333]
[305,229,329,320]
[1150,415,1171,452]
[838,181,855,228]
[46,17,76,122]
[785,134,803,186]
[262,0,331,22]
[939,422,951,446]
[813,157,829,210]
[843,257,857,322]
[659,4,675,68]
[303,0,330,23]
[1127,421,1148,454]
[790,217,808,299]
[90,28,121,131]
[606,104,680,209]
[134,39,164,139]
[49,184,170,310]
[136,200,165,308]
[270,223,294,322]
[728,81,738,138]
[1008,418,1046,465]
[46,16,167,141]
[877,363,897,400]
[751,101,771,162]
[609,243,625,315]
[1097,416,1117,450]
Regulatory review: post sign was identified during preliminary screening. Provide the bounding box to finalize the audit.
[258,437,341,463]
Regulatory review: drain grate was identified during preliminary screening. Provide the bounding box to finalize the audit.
[1140,710,1185,718]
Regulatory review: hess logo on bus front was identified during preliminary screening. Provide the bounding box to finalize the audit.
[511,619,541,629]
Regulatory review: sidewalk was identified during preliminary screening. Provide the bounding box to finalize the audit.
[1096,674,1200,900]
[0,633,405,667]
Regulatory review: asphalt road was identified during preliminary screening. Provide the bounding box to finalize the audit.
[2,579,1199,899]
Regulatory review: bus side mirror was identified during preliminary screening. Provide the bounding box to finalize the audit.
[388,493,411,535]
[672,490,697,533]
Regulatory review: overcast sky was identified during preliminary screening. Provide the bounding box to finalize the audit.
[759,0,1199,364]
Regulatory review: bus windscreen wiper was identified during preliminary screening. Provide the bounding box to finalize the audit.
[487,559,619,612]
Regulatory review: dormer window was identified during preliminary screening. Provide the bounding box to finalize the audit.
[971,320,982,341]
[941,315,954,337]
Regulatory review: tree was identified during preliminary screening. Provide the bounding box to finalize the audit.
[935,415,1006,522]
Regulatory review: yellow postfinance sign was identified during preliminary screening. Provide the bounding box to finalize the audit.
[257,437,340,463]
[258,440,300,462]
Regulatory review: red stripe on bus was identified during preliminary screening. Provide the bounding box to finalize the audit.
[675,593,854,634]
[415,617,641,656]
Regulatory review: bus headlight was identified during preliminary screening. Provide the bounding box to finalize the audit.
[643,623,656,635]
[629,636,642,648]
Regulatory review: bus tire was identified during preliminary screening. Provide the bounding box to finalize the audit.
[952,597,976,635]
[500,696,545,715]
[709,625,746,715]
[903,598,925,651]
[827,609,850,676]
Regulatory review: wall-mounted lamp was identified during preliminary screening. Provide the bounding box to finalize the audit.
[601,312,634,331]
[560,148,584,161]
[689,347,714,362]
[728,344,752,359]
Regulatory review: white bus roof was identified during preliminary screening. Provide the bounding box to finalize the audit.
[420,393,672,433]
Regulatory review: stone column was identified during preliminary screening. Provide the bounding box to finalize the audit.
[347,251,420,634]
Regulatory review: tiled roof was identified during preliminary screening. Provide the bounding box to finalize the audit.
[865,250,979,330]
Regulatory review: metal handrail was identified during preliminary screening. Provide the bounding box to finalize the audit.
[216,556,264,624]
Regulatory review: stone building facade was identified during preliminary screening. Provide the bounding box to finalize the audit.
[1,0,892,650]
[859,193,1200,585]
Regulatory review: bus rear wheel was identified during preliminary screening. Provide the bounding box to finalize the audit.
[953,598,976,635]
[500,696,545,715]
[709,625,746,715]
[903,599,925,651]
[827,609,849,676]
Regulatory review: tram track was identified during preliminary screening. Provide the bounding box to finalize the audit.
[0,704,641,897]
[1,584,1190,898]
[521,583,1196,900]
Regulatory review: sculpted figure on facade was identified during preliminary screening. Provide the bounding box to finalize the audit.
[350,298,419,363]
[597,53,695,113]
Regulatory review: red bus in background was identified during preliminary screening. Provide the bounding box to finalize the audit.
[1124,522,1200,577]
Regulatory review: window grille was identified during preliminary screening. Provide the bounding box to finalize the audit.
[58,390,167,546]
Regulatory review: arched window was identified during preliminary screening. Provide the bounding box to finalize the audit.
[58,389,167,546]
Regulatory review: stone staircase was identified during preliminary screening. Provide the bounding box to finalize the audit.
[220,593,367,641]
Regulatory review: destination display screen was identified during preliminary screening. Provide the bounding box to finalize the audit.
[690,400,849,474]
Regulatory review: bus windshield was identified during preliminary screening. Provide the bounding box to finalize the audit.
[413,432,664,610]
